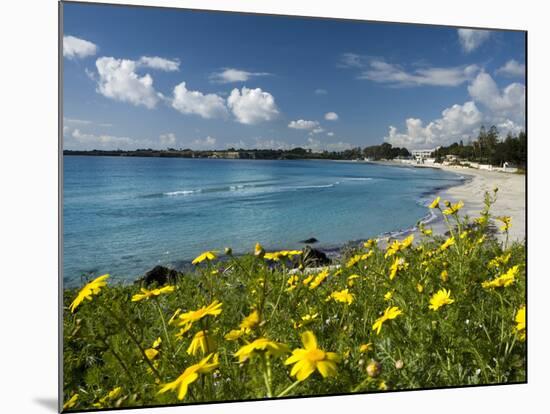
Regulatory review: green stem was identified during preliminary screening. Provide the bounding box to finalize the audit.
[102,337,135,385]
[100,302,162,381]
[153,298,172,351]
[263,354,273,398]
[277,380,301,397]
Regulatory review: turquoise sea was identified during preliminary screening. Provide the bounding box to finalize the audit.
[63,156,464,286]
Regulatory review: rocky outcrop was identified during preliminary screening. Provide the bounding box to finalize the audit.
[135,265,183,287]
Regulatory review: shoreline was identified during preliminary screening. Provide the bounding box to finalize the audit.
[368,160,526,242]
[63,161,526,288]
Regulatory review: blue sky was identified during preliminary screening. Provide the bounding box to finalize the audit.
[62,2,526,151]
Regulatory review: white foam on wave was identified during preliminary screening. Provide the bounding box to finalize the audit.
[163,190,200,196]
[290,183,335,190]
[229,184,246,191]
[343,177,373,181]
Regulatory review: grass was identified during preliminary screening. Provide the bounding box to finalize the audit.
[62,189,526,411]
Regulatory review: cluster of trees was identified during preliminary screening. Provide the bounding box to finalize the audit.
[63,143,410,161]
[363,143,410,160]
[433,126,526,168]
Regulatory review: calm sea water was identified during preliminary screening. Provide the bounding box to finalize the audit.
[63,156,463,286]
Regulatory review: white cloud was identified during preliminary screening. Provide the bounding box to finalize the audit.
[63,35,98,59]
[495,59,525,78]
[172,81,228,119]
[385,101,484,149]
[95,57,160,109]
[159,132,177,147]
[314,88,328,95]
[138,56,180,72]
[210,68,270,83]
[191,136,217,150]
[305,137,354,152]
[288,119,319,130]
[468,72,525,122]
[67,128,141,150]
[225,138,293,150]
[339,53,365,68]
[359,59,480,87]
[63,117,92,125]
[227,87,279,124]
[327,132,335,137]
[324,112,339,121]
[457,29,492,53]
[384,73,525,150]
[311,127,325,134]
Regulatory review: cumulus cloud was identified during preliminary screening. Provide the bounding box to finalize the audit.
[384,73,525,150]
[227,87,279,124]
[288,119,319,130]
[311,127,325,134]
[138,56,180,71]
[468,72,525,122]
[495,59,525,78]
[324,112,339,121]
[358,59,480,87]
[210,68,270,83]
[63,35,98,59]
[314,88,328,95]
[172,82,228,119]
[385,101,483,149]
[457,29,492,53]
[95,57,160,108]
[327,132,335,137]
[159,132,177,147]
[191,136,217,150]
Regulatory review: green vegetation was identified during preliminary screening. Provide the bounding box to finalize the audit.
[63,143,410,161]
[62,191,526,411]
[433,126,526,168]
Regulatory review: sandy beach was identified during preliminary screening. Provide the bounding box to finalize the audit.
[369,161,526,242]
[434,165,526,241]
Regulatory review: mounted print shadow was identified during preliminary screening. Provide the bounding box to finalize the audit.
[60,1,527,412]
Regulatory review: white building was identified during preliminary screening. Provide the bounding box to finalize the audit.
[411,147,440,161]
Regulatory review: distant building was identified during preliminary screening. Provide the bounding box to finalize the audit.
[209,151,241,159]
[411,148,438,159]
[410,147,440,163]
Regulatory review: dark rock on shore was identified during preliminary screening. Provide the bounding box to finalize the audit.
[300,246,331,267]
[300,237,319,244]
[136,265,183,287]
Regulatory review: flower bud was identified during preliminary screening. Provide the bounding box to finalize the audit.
[254,242,265,258]
[366,360,381,378]
[395,359,404,369]
[224,247,233,256]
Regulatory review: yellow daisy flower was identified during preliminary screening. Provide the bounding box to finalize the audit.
[514,305,526,341]
[63,393,79,410]
[158,353,219,400]
[177,300,223,331]
[187,330,216,356]
[284,331,340,381]
[330,288,355,305]
[442,200,464,215]
[440,236,455,251]
[191,251,217,264]
[372,306,403,335]
[69,274,109,313]
[428,196,441,209]
[131,285,175,302]
[428,288,455,311]
[234,338,290,363]
[482,265,519,289]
